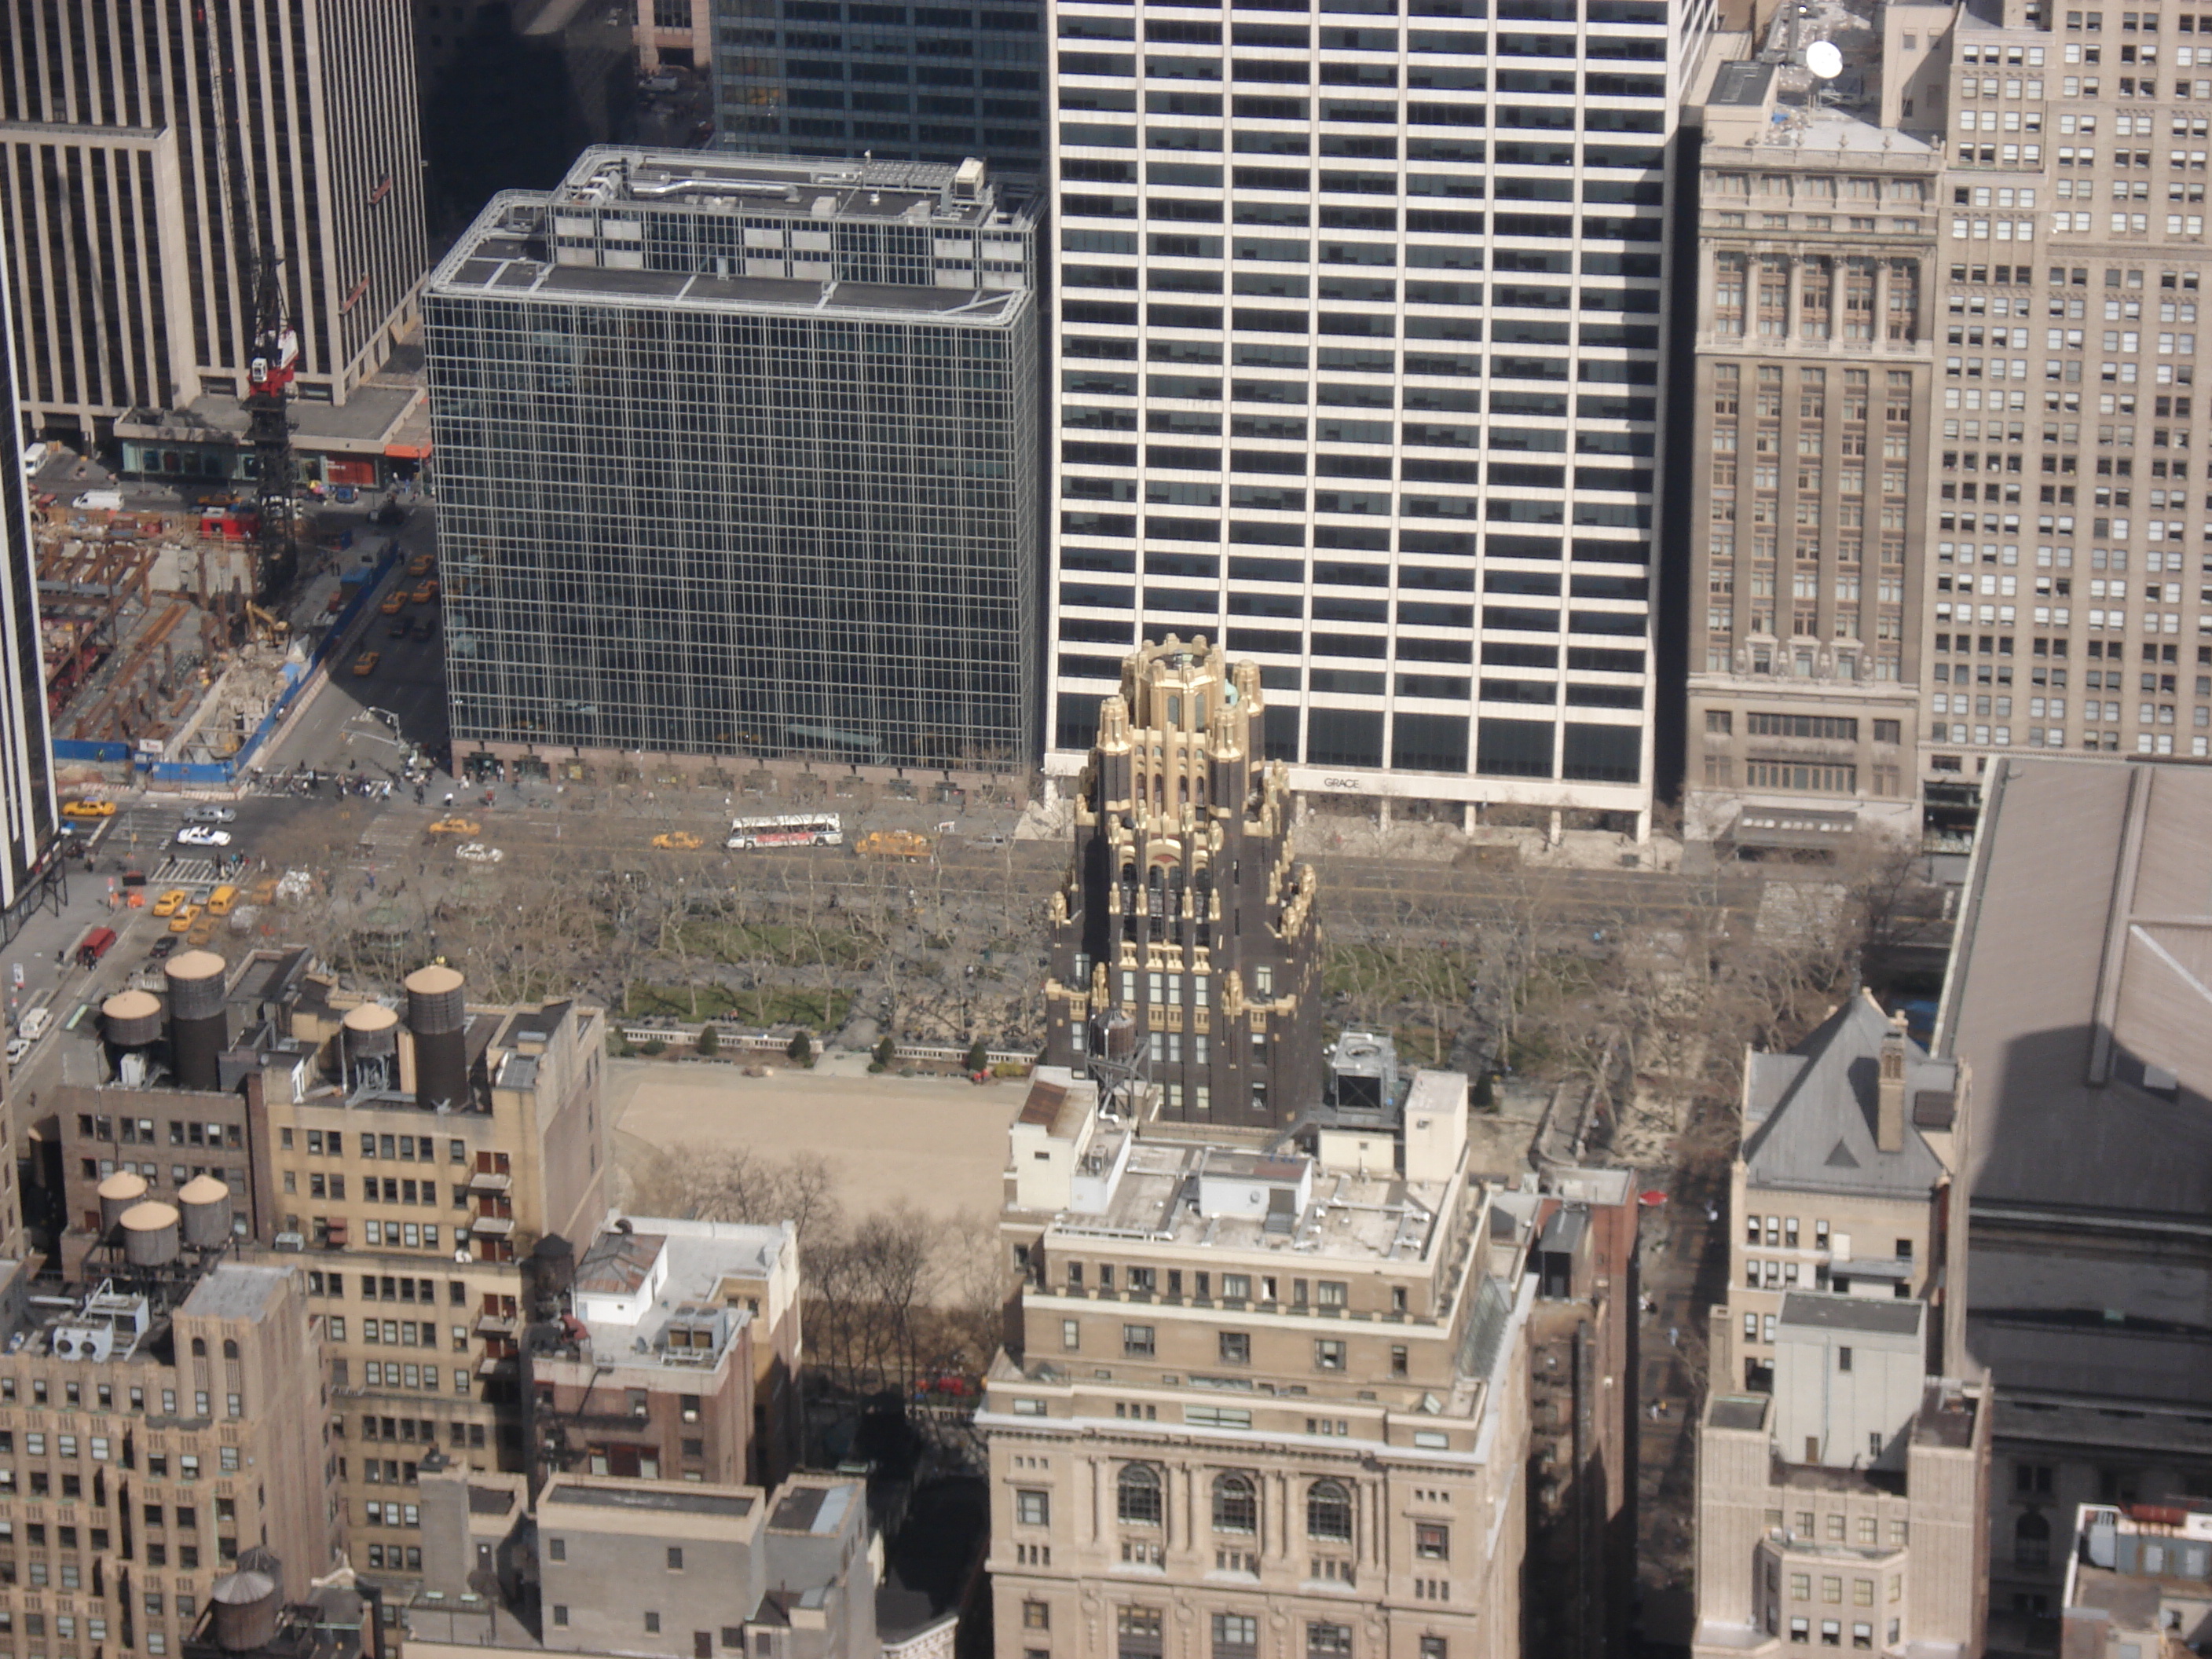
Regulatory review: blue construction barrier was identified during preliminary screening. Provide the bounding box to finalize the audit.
[131,540,405,787]
[53,740,132,764]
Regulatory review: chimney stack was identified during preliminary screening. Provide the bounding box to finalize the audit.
[1877,1011,1908,1154]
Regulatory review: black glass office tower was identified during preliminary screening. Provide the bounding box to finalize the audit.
[425,148,1043,770]
[709,0,1046,174]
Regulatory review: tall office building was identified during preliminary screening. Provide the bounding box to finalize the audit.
[426,147,1042,771]
[1677,25,1943,850]
[1689,0,2212,848]
[984,1065,1536,1659]
[1038,0,1713,833]
[1040,635,1325,1126]
[0,0,427,438]
[709,0,1046,174]
[0,255,54,940]
[1917,0,2212,787]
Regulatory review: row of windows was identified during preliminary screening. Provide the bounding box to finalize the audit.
[74,1115,240,1150]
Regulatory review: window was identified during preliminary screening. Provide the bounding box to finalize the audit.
[1119,1609,1164,1659]
[2016,1510,2052,1568]
[1119,1465,1164,1526]
[1315,1339,1346,1370]
[553,1608,570,1628]
[1214,1613,1259,1659]
[549,1538,567,1562]
[1017,1489,1050,1526]
[1062,1318,1081,1350]
[646,1614,663,1635]
[1219,1331,1251,1364]
[1307,1480,1353,1540]
[1123,1324,1155,1358]
[1024,1604,1051,1632]
[1306,1624,1353,1659]
[1838,1346,1853,1372]
[1415,1522,1450,1560]
[1213,1474,1258,1533]
[667,1547,685,1571]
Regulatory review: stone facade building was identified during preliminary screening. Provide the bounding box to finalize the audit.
[983,1064,1535,1659]
[1692,993,1990,1657]
[1679,31,1943,851]
[0,1247,338,1659]
[1041,637,1324,1128]
[44,947,610,1592]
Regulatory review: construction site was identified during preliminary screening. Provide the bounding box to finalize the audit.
[37,497,295,764]
[31,493,346,778]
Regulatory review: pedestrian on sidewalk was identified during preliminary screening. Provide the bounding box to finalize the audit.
[1668,1325,1679,1347]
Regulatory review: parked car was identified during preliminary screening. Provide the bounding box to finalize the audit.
[174,826,232,847]
[455,842,504,864]
[184,805,236,823]
[4,1038,28,1066]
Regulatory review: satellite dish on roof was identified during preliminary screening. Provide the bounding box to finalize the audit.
[1806,40,1844,79]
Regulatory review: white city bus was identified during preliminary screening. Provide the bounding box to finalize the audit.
[725,813,843,850]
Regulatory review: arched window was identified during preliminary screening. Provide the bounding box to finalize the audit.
[2015,1510,2050,1569]
[1119,1463,1163,1527]
[1306,1479,1353,1542]
[1212,1474,1257,1535]
[222,1339,239,1360]
[190,1338,206,1358]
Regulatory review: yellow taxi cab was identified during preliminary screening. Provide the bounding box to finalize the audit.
[352,650,379,677]
[167,904,200,934]
[152,888,189,917]
[408,553,434,577]
[427,817,481,836]
[379,594,406,615]
[412,580,439,605]
[60,799,115,819]
[651,832,704,851]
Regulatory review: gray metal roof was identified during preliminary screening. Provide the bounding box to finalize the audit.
[1742,991,1952,1197]
[1946,758,2212,1216]
[1778,1292,1925,1335]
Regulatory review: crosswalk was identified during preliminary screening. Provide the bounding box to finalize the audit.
[148,857,222,889]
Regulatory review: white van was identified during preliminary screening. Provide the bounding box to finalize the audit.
[18,1008,51,1042]
[20,442,49,478]
[72,489,123,511]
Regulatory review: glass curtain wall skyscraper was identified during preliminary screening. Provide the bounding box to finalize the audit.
[425,149,1042,772]
[1040,0,1712,832]
[710,0,1048,174]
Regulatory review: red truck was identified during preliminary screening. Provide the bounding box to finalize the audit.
[75,926,116,967]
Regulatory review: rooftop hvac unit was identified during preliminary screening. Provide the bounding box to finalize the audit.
[50,1324,115,1363]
